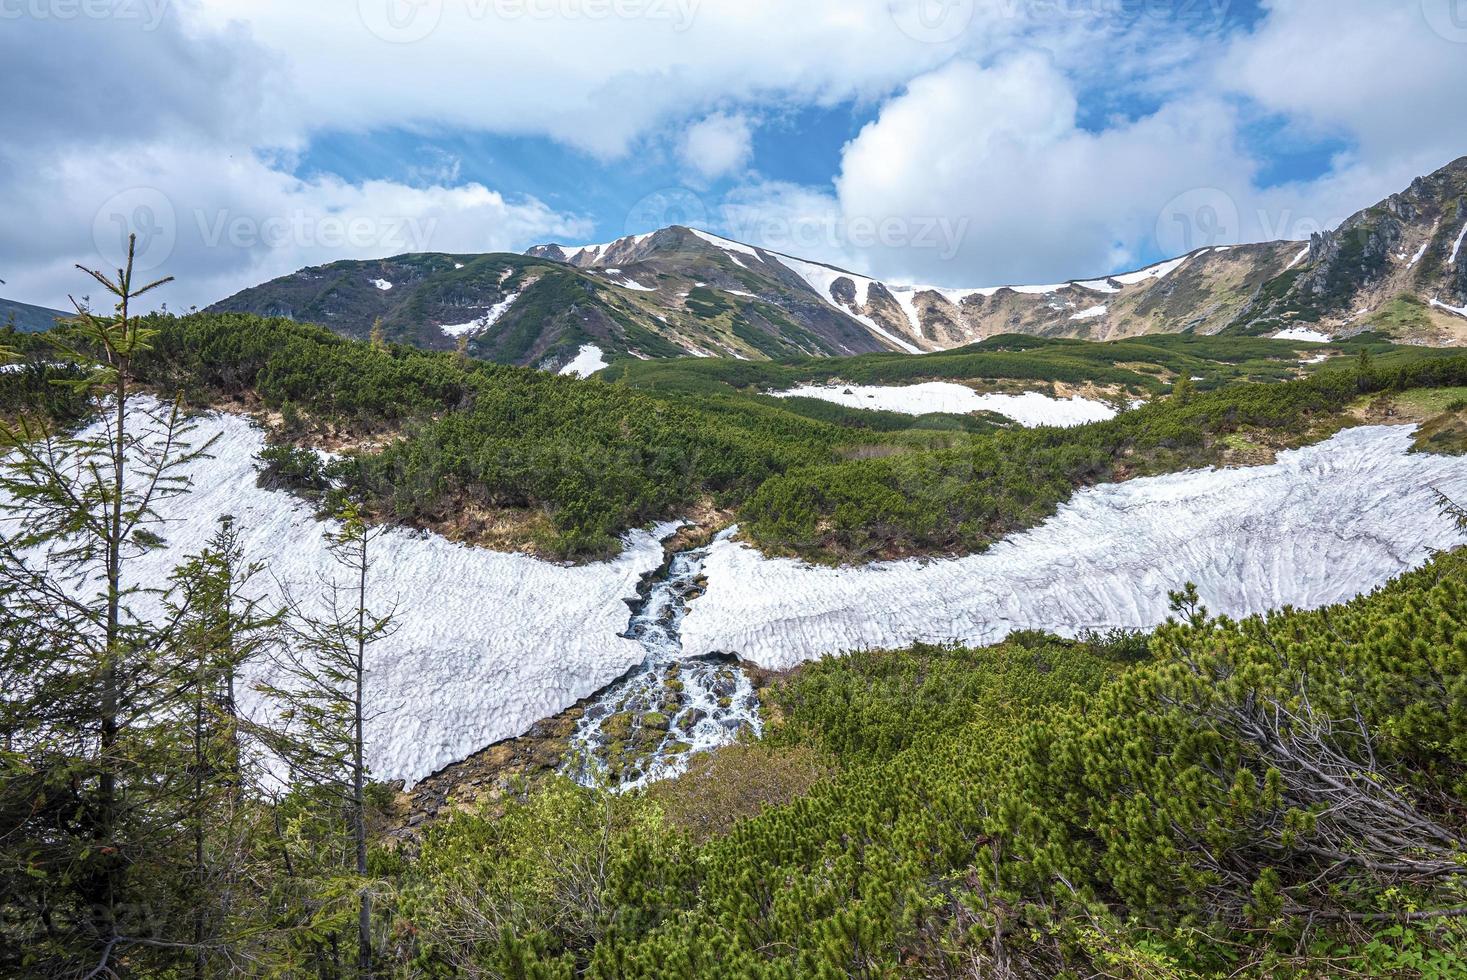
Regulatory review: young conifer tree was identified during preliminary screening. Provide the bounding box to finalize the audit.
[0,236,219,973]
[166,515,280,976]
[256,500,396,978]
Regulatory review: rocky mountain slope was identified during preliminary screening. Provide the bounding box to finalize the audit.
[208,155,1467,369]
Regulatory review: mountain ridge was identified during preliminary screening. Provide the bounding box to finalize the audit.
[207,154,1467,369]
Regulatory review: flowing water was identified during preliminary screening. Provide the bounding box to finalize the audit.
[565,547,762,790]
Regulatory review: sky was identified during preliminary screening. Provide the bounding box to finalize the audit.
[3,0,1467,312]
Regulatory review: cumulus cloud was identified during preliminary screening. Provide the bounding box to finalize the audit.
[817,55,1260,286]
[723,5,1467,290]
[2,146,590,312]
[5,0,1465,307]
[679,113,755,182]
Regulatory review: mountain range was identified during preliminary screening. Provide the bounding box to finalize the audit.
[208,155,1467,372]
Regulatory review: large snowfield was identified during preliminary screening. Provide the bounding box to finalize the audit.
[771,382,1117,427]
[14,405,1467,787]
[680,425,1467,670]
[5,403,670,788]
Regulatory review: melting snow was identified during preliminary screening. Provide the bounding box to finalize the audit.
[681,426,1467,670]
[770,383,1116,427]
[613,278,658,292]
[439,291,521,337]
[1452,221,1467,266]
[559,343,609,377]
[371,279,393,291]
[1111,255,1189,286]
[4,402,672,787]
[1069,305,1108,321]
[1075,278,1121,294]
[1431,297,1467,319]
[689,228,764,260]
[555,232,655,265]
[1272,327,1333,344]
[1287,245,1311,270]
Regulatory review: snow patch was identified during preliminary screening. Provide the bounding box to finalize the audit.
[771,383,1116,427]
[681,426,1467,670]
[1069,305,1108,321]
[1111,255,1189,286]
[689,228,764,260]
[439,291,521,337]
[5,403,672,787]
[1431,296,1467,319]
[559,344,609,377]
[612,278,658,292]
[371,278,393,291]
[1287,246,1311,270]
[1409,239,1431,268]
[1272,327,1333,344]
[1452,221,1467,266]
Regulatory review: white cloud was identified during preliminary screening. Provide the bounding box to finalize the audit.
[679,113,755,182]
[1224,0,1467,169]
[722,11,1467,290]
[819,55,1261,286]
[1,146,590,312]
[5,0,1465,309]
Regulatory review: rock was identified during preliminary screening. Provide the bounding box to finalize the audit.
[602,711,634,741]
[642,711,671,731]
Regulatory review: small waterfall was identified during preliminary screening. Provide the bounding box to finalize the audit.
[564,547,761,790]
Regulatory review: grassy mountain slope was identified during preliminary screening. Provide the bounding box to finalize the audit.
[205,156,1467,366]
[7,311,1452,564]
[0,296,68,333]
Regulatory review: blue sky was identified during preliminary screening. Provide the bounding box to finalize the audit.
[3,0,1466,309]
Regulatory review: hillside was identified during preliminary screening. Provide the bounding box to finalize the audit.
[0,296,68,333]
[205,234,892,373]
[205,156,1467,369]
[8,305,1467,976]
[533,157,1467,351]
